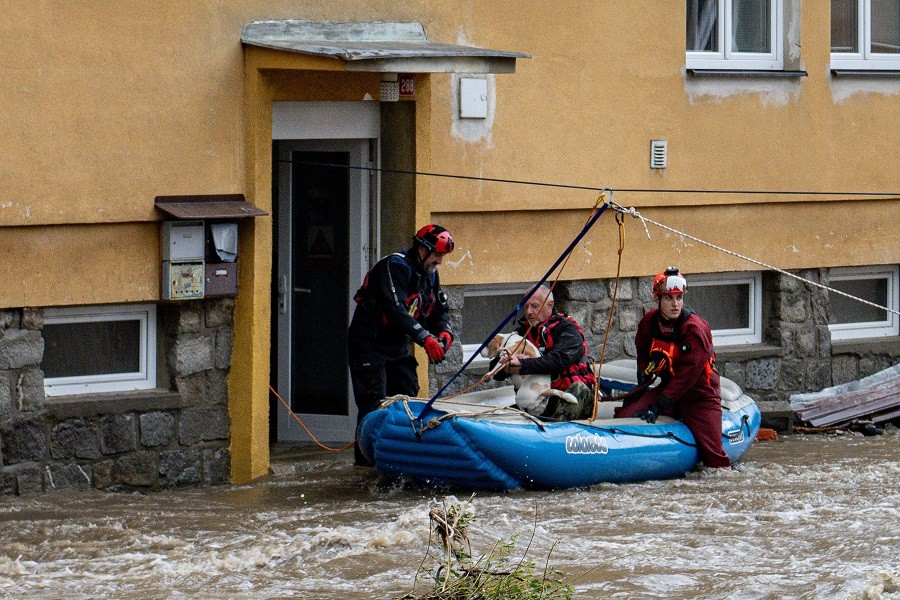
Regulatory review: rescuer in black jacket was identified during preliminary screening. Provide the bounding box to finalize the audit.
[348,224,455,465]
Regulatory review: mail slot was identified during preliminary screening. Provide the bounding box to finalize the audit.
[205,262,237,297]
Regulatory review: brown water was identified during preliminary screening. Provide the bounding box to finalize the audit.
[1,431,899,600]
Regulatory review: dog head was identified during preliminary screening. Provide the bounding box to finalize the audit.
[481,333,506,359]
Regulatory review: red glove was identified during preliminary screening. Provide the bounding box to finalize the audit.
[438,331,453,351]
[423,335,446,363]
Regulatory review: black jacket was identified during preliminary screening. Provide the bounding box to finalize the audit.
[348,249,451,358]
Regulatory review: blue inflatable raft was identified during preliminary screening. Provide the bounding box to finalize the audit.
[358,360,761,490]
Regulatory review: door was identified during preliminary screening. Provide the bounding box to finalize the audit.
[274,139,373,442]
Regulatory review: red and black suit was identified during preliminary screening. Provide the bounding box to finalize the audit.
[615,307,730,468]
[348,249,452,436]
[495,311,596,414]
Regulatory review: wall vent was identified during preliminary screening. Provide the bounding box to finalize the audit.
[650,140,667,169]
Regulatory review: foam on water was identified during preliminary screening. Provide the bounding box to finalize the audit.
[1,432,899,599]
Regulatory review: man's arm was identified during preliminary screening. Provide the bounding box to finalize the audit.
[518,323,584,376]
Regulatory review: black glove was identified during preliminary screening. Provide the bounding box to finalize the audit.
[638,394,673,424]
[638,404,661,423]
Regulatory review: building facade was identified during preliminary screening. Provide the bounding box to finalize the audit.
[1,1,898,494]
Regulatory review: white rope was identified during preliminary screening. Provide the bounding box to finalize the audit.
[610,201,900,317]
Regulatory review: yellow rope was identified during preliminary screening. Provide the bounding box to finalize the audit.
[590,211,627,420]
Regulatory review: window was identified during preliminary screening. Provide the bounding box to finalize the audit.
[831,0,900,70]
[828,265,899,340]
[686,272,763,346]
[461,285,527,367]
[43,304,157,396]
[686,0,784,70]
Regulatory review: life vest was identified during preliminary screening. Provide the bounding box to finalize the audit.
[644,308,717,386]
[526,314,596,390]
[353,252,439,326]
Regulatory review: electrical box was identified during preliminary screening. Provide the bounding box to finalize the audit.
[459,78,488,119]
[162,221,205,261]
[162,261,205,300]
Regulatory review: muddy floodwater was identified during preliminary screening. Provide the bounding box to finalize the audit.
[1,431,899,600]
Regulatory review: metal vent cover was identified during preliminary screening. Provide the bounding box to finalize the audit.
[650,140,667,169]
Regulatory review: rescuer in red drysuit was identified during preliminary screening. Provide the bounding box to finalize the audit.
[614,267,731,468]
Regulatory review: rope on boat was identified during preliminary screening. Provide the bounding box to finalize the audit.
[611,201,900,317]
[414,192,613,427]
[270,385,356,452]
[590,211,627,417]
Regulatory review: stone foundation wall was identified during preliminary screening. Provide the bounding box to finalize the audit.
[436,272,900,430]
[0,300,233,495]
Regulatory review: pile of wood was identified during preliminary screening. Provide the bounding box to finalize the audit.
[790,364,900,428]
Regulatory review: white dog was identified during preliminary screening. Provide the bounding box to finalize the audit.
[481,333,579,416]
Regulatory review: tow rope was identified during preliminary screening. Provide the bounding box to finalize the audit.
[414,192,612,427]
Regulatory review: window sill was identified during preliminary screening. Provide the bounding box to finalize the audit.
[832,336,900,357]
[687,69,807,78]
[45,388,186,419]
[831,69,900,77]
[716,344,783,361]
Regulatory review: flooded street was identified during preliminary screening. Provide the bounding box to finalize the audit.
[1,432,899,600]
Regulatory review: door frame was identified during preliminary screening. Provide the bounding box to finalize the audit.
[272,101,380,443]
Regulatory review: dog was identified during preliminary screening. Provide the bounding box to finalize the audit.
[481,332,579,416]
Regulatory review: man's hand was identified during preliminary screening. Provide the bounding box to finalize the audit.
[438,331,453,351]
[423,336,446,364]
[504,353,525,374]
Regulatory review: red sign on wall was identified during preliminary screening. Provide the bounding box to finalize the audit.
[398,74,415,99]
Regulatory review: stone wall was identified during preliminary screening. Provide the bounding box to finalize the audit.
[0,300,233,495]
[435,271,900,431]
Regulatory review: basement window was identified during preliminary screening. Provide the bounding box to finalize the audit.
[686,271,763,346]
[828,265,899,340]
[43,304,157,396]
[461,284,527,367]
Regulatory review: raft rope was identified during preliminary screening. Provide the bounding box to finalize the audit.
[610,200,900,317]
[437,193,610,403]
[271,160,898,446]
[270,385,355,452]
[590,211,627,419]
[414,193,612,426]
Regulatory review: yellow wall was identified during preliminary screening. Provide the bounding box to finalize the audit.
[2,1,898,484]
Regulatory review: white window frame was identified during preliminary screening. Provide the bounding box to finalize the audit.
[43,303,157,396]
[686,0,784,70]
[831,0,900,70]
[828,265,899,341]
[461,284,528,369]
[689,271,763,346]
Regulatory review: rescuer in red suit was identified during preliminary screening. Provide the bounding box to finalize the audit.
[614,267,731,468]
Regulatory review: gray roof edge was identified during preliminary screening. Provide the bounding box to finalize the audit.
[241,20,531,63]
[241,20,428,44]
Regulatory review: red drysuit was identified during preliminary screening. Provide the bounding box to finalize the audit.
[615,307,731,468]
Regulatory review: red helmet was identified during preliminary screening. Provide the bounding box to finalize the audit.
[652,267,687,298]
[413,224,454,254]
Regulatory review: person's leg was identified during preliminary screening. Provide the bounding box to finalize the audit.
[349,353,387,466]
[563,381,593,420]
[385,354,420,398]
[681,399,731,468]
